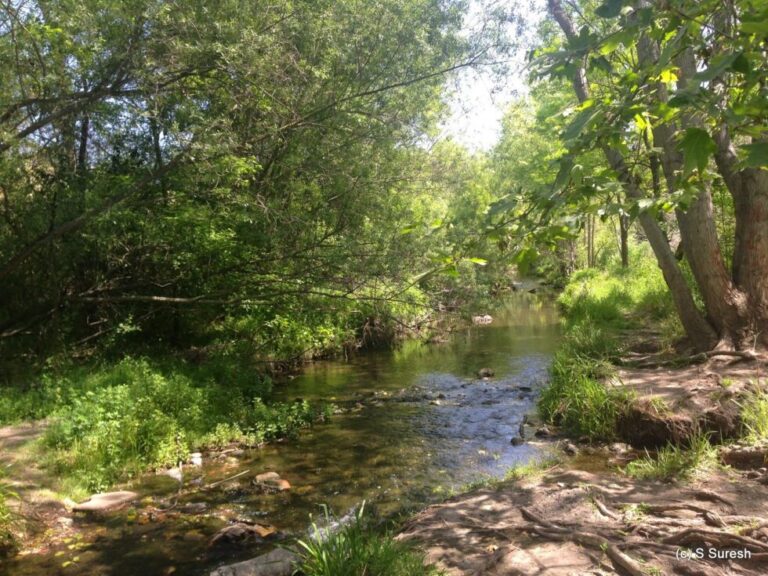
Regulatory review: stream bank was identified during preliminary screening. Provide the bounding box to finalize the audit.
[0,293,560,575]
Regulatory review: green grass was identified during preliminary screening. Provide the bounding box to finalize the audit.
[740,389,768,443]
[538,255,677,441]
[624,436,718,481]
[295,504,442,576]
[0,472,18,556]
[504,454,561,481]
[32,357,330,493]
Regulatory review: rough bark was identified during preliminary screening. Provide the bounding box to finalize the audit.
[619,214,629,269]
[635,28,748,348]
[547,0,717,351]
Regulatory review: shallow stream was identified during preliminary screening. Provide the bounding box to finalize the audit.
[4,292,559,576]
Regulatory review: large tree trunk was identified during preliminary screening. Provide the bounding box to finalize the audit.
[635,32,749,348]
[547,0,717,351]
[713,127,768,348]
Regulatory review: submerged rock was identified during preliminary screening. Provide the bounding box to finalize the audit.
[209,548,299,576]
[254,472,291,491]
[209,522,278,548]
[72,491,139,513]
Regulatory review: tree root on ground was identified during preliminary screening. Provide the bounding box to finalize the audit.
[520,507,651,576]
[518,497,768,576]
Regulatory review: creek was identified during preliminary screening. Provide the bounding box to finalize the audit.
[4,292,559,576]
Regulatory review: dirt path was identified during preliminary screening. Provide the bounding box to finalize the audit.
[399,464,768,575]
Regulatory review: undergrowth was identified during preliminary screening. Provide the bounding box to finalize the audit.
[538,255,676,441]
[35,357,330,493]
[0,471,18,556]
[296,503,442,576]
[624,436,718,481]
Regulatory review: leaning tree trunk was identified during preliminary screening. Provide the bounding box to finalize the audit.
[635,27,749,349]
[547,0,717,351]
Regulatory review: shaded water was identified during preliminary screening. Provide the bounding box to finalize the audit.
[5,293,559,576]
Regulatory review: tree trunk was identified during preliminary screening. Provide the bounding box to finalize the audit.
[619,215,629,269]
[547,0,717,351]
[713,126,768,348]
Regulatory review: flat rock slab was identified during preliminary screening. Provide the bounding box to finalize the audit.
[210,548,299,576]
[73,491,139,513]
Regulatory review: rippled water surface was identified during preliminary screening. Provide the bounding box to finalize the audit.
[6,293,559,576]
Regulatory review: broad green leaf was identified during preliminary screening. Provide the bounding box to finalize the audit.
[563,107,601,141]
[741,143,768,168]
[694,52,741,82]
[595,0,625,18]
[678,128,716,175]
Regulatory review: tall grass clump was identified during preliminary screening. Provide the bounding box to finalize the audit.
[296,504,441,576]
[625,435,718,481]
[42,357,327,492]
[539,348,633,440]
[540,254,674,440]
[740,389,768,443]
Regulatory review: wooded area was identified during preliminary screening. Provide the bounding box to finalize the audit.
[1,0,768,573]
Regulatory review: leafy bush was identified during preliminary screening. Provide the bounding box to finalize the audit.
[41,358,325,492]
[296,504,441,576]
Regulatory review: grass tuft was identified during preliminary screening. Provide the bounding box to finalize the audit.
[295,503,441,576]
[740,390,768,443]
[624,436,718,481]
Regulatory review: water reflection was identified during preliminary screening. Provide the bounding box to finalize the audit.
[6,293,559,576]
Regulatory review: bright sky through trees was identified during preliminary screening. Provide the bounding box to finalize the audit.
[441,0,546,150]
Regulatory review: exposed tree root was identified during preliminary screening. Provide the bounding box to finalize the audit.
[520,507,651,576]
[662,527,768,552]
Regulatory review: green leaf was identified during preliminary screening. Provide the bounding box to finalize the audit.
[563,107,601,141]
[694,52,741,82]
[466,257,488,266]
[678,128,716,175]
[595,0,625,18]
[741,15,768,37]
[741,143,768,168]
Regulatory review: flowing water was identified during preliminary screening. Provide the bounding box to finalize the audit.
[4,292,559,576]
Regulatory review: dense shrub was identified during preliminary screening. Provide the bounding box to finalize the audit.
[41,358,325,492]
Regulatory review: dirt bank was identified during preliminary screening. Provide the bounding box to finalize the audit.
[399,357,768,575]
[399,464,768,575]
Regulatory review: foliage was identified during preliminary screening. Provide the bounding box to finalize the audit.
[0,0,494,369]
[0,472,18,556]
[539,253,675,439]
[295,504,441,576]
[40,358,325,492]
[740,390,768,444]
[624,436,718,482]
